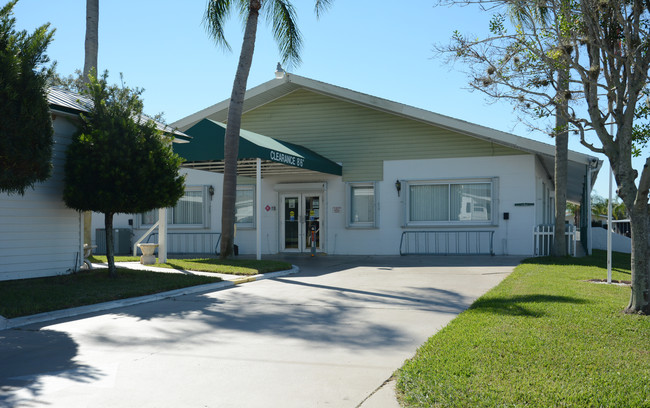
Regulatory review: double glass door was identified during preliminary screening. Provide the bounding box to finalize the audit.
[281,193,322,252]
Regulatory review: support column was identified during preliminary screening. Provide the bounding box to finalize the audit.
[607,165,613,283]
[159,207,168,263]
[256,158,262,260]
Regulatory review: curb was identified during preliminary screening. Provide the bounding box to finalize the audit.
[1,265,299,331]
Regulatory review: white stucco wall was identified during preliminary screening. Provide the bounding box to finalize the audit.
[534,158,555,226]
[93,154,541,257]
[0,115,84,281]
[378,155,537,256]
[244,154,539,256]
[591,227,631,253]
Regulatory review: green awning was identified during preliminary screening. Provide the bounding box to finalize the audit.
[174,119,342,176]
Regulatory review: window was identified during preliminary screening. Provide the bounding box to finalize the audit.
[173,190,204,224]
[406,179,495,226]
[235,186,255,228]
[140,186,210,228]
[347,182,378,228]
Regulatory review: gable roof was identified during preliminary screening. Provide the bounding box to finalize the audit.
[48,87,191,142]
[172,73,602,201]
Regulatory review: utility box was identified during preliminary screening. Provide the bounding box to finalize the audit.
[95,228,132,255]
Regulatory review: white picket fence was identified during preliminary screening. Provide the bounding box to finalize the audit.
[533,224,577,256]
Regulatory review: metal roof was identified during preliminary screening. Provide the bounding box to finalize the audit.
[47,87,191,142]
[47,87,92,114]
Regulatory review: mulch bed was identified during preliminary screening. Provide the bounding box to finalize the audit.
[586,279,631,286]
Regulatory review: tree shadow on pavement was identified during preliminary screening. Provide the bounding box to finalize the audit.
[0,329,103,408]
[273,278,470,314]
[70,273,476,354]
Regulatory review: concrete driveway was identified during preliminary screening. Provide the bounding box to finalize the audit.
[0,255,522,408]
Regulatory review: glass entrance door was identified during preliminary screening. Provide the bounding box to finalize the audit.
[304,195,320,251]
[283,196,300,250]
[281,193,322,252]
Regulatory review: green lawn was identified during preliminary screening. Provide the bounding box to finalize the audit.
[396,250,650,407]
[0,268,223,319]
[89,255,292,276]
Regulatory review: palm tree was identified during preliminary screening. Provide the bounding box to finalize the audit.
[82,0,99,247]
[507,0,570,256]
[204,0,332,258]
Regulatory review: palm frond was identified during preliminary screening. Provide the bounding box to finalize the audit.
[204,0,234,51]
[314,0,332,19]
[267,0,302,67]
[233,0,250,29]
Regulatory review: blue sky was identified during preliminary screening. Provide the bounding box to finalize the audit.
[13,0,645,197]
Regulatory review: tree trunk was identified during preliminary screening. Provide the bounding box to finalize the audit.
[552,68,569,257]
[83,0,99,79]
[105,212,116,278]
[82,0,99,247]
[624,206,650,314]
[220,0,261,259]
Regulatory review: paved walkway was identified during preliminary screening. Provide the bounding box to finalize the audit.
[0,261,299,331]
[0,255,522,408]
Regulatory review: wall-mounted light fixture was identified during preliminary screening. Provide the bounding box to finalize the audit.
[395,180,402,197]
[208,185,215,197]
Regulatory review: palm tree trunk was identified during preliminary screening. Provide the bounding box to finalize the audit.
[82,0,99,247]
[220,0,261,258]
[552,67,569,257]
[83,0,99,79]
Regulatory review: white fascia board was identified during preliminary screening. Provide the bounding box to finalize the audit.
[50,108,81,120]
[171,99,229,131]
[171,76,293,131]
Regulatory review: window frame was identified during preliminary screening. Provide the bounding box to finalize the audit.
[139,185,211,229]
[235,185,256,229]
[404,178,498,227]
[346,182,379,229]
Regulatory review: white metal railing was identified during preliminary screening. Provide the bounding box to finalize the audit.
[145,232,221,255]
[400,230,494,256]
[132,221,160,256]
[533,224,577,256]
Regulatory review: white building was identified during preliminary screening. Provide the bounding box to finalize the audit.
[0,88,190,281]
[0,89,85,280]
[103,74,602,258]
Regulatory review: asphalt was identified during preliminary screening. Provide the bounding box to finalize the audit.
[0,255,523,408]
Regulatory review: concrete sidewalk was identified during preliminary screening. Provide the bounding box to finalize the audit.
[0,255,522,408]
[0,262,300,331]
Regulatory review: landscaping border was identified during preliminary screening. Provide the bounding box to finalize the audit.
[0,265,299,331]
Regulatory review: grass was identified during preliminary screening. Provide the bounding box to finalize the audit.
[89,255,141,262]
[89,255,292,276]
[396,250,650,408]
[0,268,223,319]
